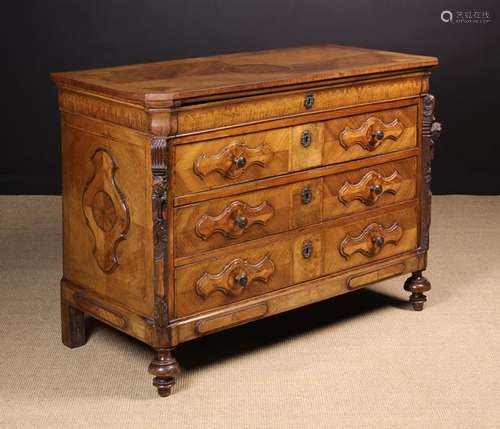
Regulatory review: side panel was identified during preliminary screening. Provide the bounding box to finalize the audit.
[61,112,154,317]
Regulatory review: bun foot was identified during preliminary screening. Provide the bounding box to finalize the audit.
[404,271,431,311]
[153,376,175,397]
[148,348,180,397]
[409,293,426,311]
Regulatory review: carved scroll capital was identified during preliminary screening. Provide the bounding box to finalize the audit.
[195,255,275,300]
[339,222,403,259]
[339,116,404,151]
[82,149,130,273]
[195,200,274,240]
[338,170,402,206]
[193,141,273,180]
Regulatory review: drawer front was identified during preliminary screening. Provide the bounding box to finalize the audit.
[174,203,417,317]
[174,123,325,196]
[323,204,417,274]
[174,128,289,195]
[323,105,417,164]
[176,75,425,133]
[174,178,322,259]
[322,157,417,220]
[175,240,292,317]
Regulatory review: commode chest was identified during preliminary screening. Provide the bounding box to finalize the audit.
[51,44,441,396]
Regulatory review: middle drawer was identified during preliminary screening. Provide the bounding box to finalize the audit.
[174,156,416,260]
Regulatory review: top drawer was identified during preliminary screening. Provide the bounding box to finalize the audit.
[176,74,425,133]
[173,105,417,196]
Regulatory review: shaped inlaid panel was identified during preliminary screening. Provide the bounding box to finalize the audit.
[82,149,130,273]
[339,222,403,260]
[195,200,274,241]
[193,141,274,180]
[339,116,404,151]
[195,255,275,300]
[338,170,402,206]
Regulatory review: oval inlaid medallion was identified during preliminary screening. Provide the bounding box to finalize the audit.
[92,191,117,232]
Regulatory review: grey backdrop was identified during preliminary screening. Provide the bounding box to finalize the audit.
[3,0,499,194]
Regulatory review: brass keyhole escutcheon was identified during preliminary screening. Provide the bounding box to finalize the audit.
[304,92,315,109]
[302,240,313,259]
[301,186,313,205]
[300,130,312,148]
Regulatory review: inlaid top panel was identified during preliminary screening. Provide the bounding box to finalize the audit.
[51,44,437,107]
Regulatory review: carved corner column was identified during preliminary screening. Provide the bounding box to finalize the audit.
[418,93,442,254]
[148,136,180,396]
[152,137,169,265]
[406,94,441,310]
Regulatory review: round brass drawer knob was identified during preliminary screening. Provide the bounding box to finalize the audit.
[235,216,248,229]
[234,273,248,287]
[372,236,385,248]
[234,156,247,169]
[370,184,383,195]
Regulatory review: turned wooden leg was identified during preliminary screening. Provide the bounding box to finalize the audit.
[61,299,86,348]
[404,271,431,311]
[148,348,180,397]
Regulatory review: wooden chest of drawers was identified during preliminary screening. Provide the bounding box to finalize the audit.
[51,44,441,397]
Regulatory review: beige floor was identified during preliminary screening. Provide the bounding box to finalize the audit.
[0,195,499,429]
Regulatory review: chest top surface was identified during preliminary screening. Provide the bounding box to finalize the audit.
[51,44,437,107]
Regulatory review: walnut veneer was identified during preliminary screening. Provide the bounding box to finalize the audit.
[51,44,441,397]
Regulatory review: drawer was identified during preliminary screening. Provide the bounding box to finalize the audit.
[322,204,418,274]
[176,74,425,133]
[174,128,287,195]
[322,156,417,220]
[174,239,292,318]
[174,124,324,195]
[323,105,417,164]
[174,203,417,317]
[174,177,322,259]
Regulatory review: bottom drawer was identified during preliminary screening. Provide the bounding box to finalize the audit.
[174,203,417,318]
